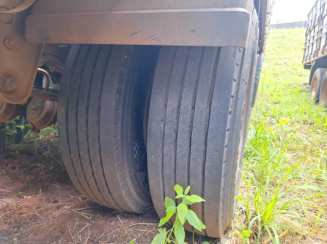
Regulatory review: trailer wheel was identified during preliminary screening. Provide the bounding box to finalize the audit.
[147,11,258,238]
[58,45,159,213]
[319,72,327,107]
[310,68,327,103]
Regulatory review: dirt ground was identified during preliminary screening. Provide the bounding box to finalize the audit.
[0,137,218,244]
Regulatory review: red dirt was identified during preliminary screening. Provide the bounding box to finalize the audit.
[0,138,218,244]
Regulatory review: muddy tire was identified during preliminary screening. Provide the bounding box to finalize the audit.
[310,68,327,103]
[147,10,258,238]
[58,45,160,213]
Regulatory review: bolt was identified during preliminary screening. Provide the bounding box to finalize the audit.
[31,106,40,114]
[0,6,13,24]
[0,76,17,93]
[3,38,14,49]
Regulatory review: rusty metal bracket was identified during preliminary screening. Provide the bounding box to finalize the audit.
[37,68,50,91]
[0,0,43,105]
[31,89,58,102]
[0,0,36,14]
[0,100,26,122]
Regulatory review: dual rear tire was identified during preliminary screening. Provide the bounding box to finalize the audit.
[58,10,258,239]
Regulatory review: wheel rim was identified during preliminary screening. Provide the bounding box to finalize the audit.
[311,77,318,101]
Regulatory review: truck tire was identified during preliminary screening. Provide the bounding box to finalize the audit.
[252,74,260,107]
[235,40,258,199]
[309,66,318,86]
[147,10,258,238]
[310,68,327,103]
[58,45,159,213]
[319,72,327,107]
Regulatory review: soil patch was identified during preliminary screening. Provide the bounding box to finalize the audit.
[0,139,217,244]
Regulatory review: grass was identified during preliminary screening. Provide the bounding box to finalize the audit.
[230,29,327,243]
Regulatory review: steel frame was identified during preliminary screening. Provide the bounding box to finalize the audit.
[25,0,253,48]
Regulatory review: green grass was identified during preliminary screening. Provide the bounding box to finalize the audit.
[231,29,327,243]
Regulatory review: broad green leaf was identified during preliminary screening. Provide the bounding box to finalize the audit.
[184,186,191,195]
[187,195,205,203]
[175,194,184,199]
[165,197,176,210]
[199,219,206,230]
[183,195,205,205]
[174,220,185,244]
[159,210,175,227]
[202,242,210,244]
[152,229,167,244]
[174,184,184,195]
[129,242,135,244]
[177,203,188,224]
[183,197,194,205]
[166,206,176,213]
[186,209,206,231]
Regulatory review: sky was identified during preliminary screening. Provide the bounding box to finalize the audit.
[271,0,317,24]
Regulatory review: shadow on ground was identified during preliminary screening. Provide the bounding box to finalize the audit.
[0,137,218,244]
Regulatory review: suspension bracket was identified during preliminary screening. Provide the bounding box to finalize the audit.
[0,0,43,104]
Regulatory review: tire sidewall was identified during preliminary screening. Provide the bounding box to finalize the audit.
[311,69,326,103]
[319,72,327,106]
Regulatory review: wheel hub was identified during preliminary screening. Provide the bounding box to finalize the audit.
[27,98,57,132]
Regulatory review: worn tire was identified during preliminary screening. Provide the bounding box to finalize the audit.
[59,45,160,213]
[147,10,258,238]
[310,68,327,103]
[252,74,260,107]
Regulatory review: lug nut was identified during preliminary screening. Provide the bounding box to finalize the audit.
[3,38,14,49]
[0,76,17,93]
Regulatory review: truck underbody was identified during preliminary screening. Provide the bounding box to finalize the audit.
[0,0,273,238]
[0,0,272,106]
